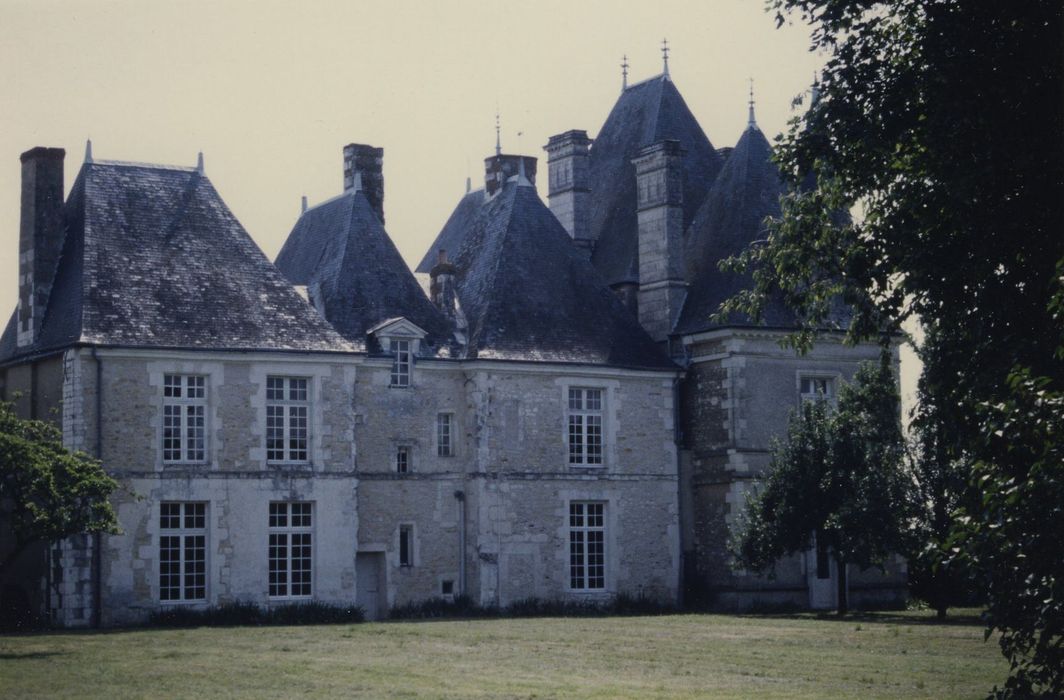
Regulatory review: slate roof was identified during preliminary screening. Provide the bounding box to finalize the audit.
[588,75,723,287]
[415,187,484,273]
[275,190,452,352]
[449,178,674,369]
[0,160,352,363]
[675,124,852,335]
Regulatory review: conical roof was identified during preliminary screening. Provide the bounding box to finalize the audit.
[275,191,451,352]
[1,160,352,362]
[587,76,723,287]
[448,179,673,368]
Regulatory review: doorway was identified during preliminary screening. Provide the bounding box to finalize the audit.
[356,552,386,620]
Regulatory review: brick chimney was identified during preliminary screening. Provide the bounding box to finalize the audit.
[343,143,385,224]
[544,130,592,253]
[17,147,66,348]
[633,140,687,342]
[429,249,458,321]
[483,154,537,197]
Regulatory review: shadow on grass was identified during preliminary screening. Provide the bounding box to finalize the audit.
[0,650,64,660]
[731,609,986,627]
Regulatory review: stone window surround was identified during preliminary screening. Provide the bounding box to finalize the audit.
[250,362,337,470]
[161,373,208,464]
[560,492,617,595]
[268,501,314,600]
[158,501,208,604]
[149,360,224,470]
[436,412,454,458]
[265,375,310,465]
[796,370,842,407]
[389,339,412,388]
[395,444,412,474]
[557,378,619,471]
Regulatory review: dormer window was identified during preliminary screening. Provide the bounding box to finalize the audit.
[391,340,411,387]
[368,317,429,389]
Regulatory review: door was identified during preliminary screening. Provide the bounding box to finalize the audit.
[807,534,836,610]
[356,552,386,620]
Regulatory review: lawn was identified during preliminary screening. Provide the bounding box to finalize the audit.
[0,609,1005,699]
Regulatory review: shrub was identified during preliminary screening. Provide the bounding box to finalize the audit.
[148,601,364,628]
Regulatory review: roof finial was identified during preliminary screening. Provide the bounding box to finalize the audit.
[495,110,501,157]
[748,77,757,128]
[621,54,629,91]
[465,176,472,194]
[84,138,93,164]
[661,38,670,78]
[301,195,308,214]
[196,151,204,175]
[516,156,532,187]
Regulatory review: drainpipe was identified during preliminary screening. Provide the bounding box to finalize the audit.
[91,347,103,628]
[454,490,466,597]
[672,374,685,608]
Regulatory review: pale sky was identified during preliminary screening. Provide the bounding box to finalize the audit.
[0,0,918,412]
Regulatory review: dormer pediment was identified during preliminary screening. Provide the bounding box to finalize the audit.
[368,317,428,354]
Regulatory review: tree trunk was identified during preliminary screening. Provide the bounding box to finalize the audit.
[836,556,848,616]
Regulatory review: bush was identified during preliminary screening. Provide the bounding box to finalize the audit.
[148,601,364,628]
[388,592,674,621]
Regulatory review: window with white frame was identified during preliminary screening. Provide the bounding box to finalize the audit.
[569,501,605,590]
[163,374,207,463]
[799,375,837,405]
[437,413,453,457]
[396,445,411,474]
[159,502,207,602]
[390,339,411,387]
[567,387,604,466]
[266,376,309,463]
[268,502,313,599]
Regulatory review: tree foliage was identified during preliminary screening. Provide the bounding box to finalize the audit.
[722,1,1063,694]
[734,360,910,614]
[0,401,118,577]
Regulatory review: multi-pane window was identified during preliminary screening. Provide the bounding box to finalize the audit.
[396,446,410,474]
[266,377,309,463]
[159,502,206,602]
[568,388,604,466]
[799,376,836,405]
[399,525,413,567]
[268,502,313,599]
[437,413,453,457]
[390,340,411,387]
[163,374,206,463]
[569,502,605,590]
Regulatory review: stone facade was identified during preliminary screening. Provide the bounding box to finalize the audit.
[678,329,908,609]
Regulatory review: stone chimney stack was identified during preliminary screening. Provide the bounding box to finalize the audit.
[633,140,687,342]
[343,143,385,224]
[17,147,66,348]
[483,154,537,197]
[544,130,592,253]
[429,249,458,321]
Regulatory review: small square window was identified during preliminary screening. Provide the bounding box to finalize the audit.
[441,580,454,596]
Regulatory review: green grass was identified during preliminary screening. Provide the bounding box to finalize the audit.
[0,609,1005,699]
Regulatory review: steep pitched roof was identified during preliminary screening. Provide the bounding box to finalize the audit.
[1,160,352,363]
[450,179,674,369]
[275,190,452,352]
[676,125,852,334]
[588,76,723,286]
[415,187,484,273]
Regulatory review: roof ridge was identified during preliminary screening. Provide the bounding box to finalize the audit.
[304,189,356,214]
[624,73,667,91]
[91,159,198,172]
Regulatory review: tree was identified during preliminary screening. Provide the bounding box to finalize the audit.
[734,360,910,615]
[0,401,119,580]
[720,1,1063,693]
